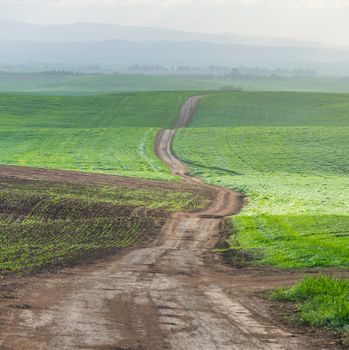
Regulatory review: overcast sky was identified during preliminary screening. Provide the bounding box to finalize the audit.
[0,0,348,46]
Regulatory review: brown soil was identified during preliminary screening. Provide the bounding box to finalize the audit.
[0,96,346,349]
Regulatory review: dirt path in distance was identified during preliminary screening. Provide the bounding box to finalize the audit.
[0,96,343,350]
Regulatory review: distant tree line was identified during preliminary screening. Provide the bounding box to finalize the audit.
[127,64,318,78]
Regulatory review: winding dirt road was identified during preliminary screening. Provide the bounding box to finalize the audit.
[0,97,339,349]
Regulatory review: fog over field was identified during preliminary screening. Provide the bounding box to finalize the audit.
[0,0,348,75]
[1,34,349,75]
[1,0,348,46]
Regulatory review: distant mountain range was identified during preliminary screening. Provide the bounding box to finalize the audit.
[0,20,348,75]
[0,20,329,48]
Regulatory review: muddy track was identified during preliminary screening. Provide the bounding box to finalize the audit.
[0,97,341,349]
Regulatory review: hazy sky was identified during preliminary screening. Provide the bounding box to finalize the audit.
[1,0,349,46]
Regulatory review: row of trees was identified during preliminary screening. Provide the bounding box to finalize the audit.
[128,64,318,77]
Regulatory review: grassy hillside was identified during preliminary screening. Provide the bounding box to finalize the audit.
[189,91,349,127]
[0,176,205,274]
[0,92,190,128]
[0,72,227,95]
[231,77,349,94]
[174,91,349,268]
[1,72,349,95]
[0,92,193,179]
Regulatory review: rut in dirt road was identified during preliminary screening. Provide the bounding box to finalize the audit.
[0,96,335,350]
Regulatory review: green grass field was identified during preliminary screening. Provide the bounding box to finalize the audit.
[0,89,208,274]
[0,91,195,180]
[0,72,226,95]
[0,92,192,128]
[2,80,349,339]
[189,91,349,127]
[174,91,349,268]
[1,72,349,95]
[0,177,205,274]
[230,77,349,94]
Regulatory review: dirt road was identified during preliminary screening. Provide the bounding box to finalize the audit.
[0,97,339,349]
